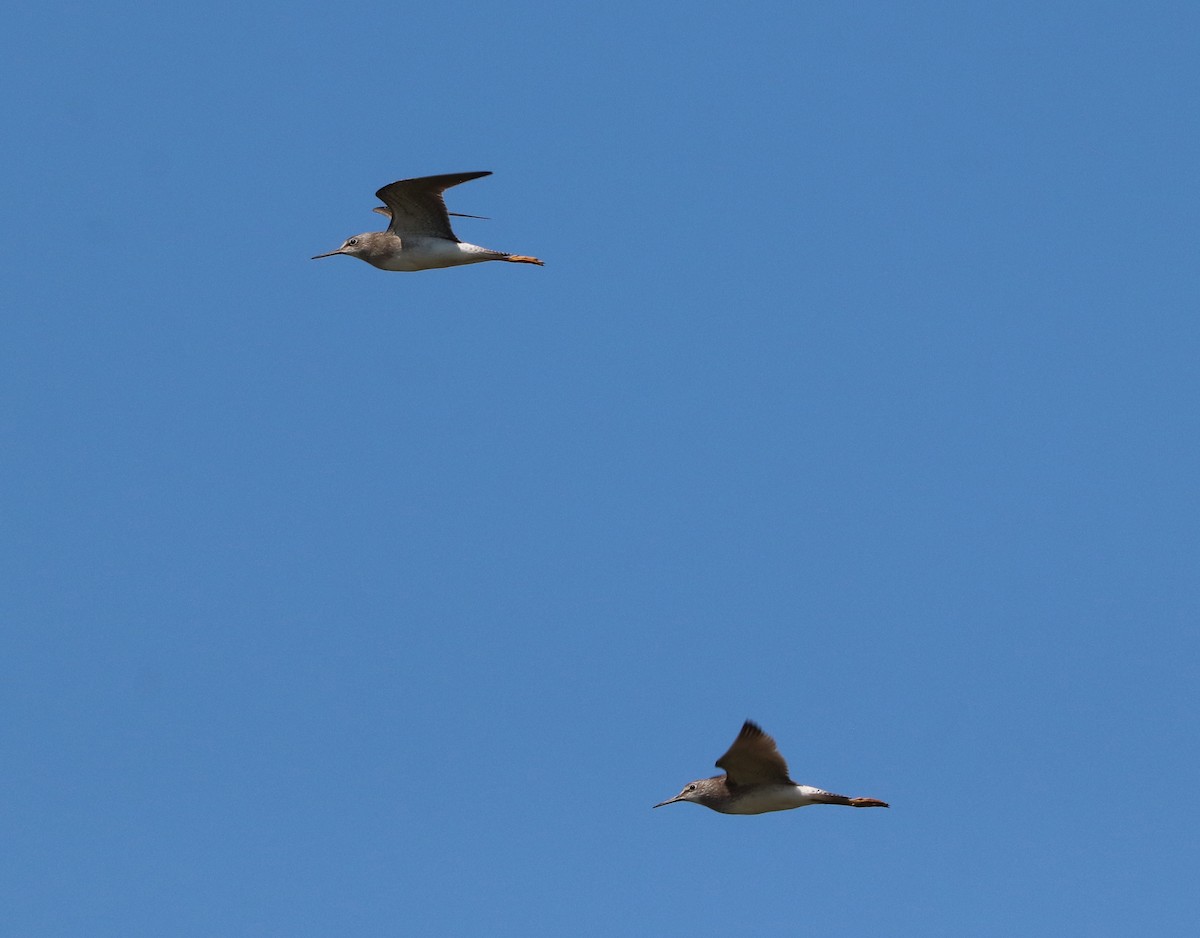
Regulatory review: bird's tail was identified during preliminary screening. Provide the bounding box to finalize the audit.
[810,791,890,808]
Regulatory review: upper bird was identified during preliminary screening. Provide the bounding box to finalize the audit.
[312,171,544,271]
[654,720,889,815]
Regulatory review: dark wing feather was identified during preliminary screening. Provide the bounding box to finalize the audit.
[374,171,492,240]
[714,721,793,788]
[373,206,489,221]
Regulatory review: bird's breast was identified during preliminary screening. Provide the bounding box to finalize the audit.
[371,239,498,271]
[718,784,823,815]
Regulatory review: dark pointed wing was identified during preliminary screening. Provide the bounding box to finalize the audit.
[715,721,793,788]
[374,171,492,240]
[373,206,490,221]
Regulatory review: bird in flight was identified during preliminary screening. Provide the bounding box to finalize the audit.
[654,720,889,815]
[312,171,544,271]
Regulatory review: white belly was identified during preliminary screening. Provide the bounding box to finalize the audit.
[374,240,502,271]
[720,785,826,815]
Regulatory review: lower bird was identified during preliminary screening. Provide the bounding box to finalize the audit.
[312,171,544,272]
[654,720,889,815]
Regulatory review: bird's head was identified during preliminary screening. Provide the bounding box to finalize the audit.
[311,232,387,263]
[653,776,725,809]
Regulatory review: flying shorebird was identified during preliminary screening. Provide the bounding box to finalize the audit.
[654,720,889,815]
[312,171,544,271]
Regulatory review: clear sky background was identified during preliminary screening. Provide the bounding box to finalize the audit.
[3,2,1198,935]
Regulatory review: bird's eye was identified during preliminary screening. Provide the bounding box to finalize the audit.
[687,785,696,792]
[347,238,358,245]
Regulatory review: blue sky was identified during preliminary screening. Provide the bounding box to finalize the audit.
[3,1,1198,934]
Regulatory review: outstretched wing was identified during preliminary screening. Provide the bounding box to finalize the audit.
[375,171,492,240]
[715,721,793,789]
[373,206,489,221]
